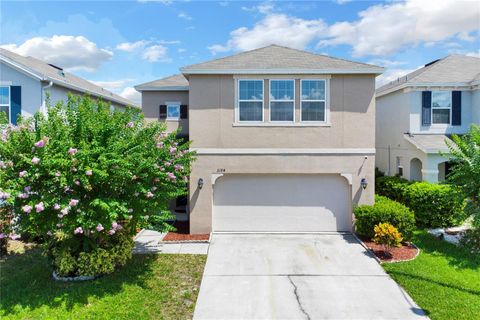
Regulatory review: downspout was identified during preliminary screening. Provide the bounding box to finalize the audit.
[41,81,53,115]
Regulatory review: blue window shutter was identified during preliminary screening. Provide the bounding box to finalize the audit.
[452,91,461,126]
[421,91,431,126]
[10,86,21,125]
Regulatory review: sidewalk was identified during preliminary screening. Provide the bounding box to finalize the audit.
[134,229,209,255]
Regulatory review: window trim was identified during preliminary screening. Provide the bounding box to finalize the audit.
[431,90,452,125]
[268,79,295,123]
[300,79,328,123]
[165,101,181,121]
[236,79,264,123]
[0,86,11,123]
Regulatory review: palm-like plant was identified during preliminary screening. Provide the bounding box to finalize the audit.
[445,125,480,223]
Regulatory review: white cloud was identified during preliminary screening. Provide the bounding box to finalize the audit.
[138,0,172,4]
[334,0,352,4]
[208,13,326,54]
[178,12,192,21]
[1,35,112,72]
[120,87,141,104]
[241,2,274,14]
[367,59,407,68]
[116,40,149,52]
[178,48,187,53]
[142,44,170,62]
[376,67,418,88]
[320,0,480,57]
[219,1,229,6]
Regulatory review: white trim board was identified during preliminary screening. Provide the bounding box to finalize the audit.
[191,148,375,155]
[181,68,384,75]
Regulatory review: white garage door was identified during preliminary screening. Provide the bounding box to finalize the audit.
[213,174,351,232]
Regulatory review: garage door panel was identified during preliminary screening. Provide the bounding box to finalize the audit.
[213,175,351,232]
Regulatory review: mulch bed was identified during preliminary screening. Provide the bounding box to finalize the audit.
[361,238,419,263]
[162,221,210,242]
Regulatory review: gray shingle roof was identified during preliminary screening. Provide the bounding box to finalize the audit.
[135,74,188,91]
[377,55,480,96]
[0,48,138,107]
[181,45,384,74]
[404,134,452,153]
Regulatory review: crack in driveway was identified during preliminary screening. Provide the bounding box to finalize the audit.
[287,275,311,320]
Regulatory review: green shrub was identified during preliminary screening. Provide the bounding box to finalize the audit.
[402,182,466,228]
[48,230,134,277]
[354,195,415,240]
[375,175,410,202]
[375,175,467,228]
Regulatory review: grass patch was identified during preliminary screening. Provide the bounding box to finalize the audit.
[1,248,206,319]
[383,231,480,320]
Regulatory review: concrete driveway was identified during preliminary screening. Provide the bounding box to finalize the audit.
[194,233,427,320]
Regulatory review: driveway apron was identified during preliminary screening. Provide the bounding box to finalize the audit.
[194,233,427,320]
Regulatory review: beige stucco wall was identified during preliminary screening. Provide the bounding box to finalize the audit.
[141,90,189,136]
[187,73,377,233]
[189,74,376,149]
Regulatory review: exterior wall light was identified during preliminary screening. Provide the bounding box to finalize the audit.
[361,178,368,190]
[198,178,204,189]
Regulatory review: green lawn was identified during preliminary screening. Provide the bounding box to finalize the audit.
[383,231,480,320]
[0,248,206,320]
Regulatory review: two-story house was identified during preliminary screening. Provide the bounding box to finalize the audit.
[0,48,137,124]
[376,55,480,183]
[136,45,383,234]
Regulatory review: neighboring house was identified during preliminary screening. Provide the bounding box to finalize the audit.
[0,48,137,124]
[376,55,480,183]
[136,45,383,234]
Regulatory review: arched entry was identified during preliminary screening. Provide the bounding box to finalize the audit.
[410,158,422,181]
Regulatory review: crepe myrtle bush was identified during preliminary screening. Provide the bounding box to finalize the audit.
[0,95,194,250]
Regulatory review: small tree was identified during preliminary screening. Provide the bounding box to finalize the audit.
[0,95,194,275]
[373,222,403,258]
[446,125,480,227]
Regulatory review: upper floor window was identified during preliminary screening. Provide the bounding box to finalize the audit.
[238,80,263,122]
[431,91,451,124]
[0,86,10,123]
[269,80,294,122]
[301,80,326,122]
[166,102,181,120]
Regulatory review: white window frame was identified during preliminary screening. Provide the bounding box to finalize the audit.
[165,101,181,121]
[237,79,264,123]
[300,79,328,123]
[0,86,10,123]
[431,91,452,125]
[269,79,295,122]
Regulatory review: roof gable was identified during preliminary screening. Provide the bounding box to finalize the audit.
[135,74,189,91]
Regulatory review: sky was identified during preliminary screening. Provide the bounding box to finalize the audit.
[1,0,479,104]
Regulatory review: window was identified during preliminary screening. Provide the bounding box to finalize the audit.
[431,91,451,124]
[0,86,10,123]
[166,103,180,120]
[269,80,294,121]
[238,80,263,122]
[301,80,326,122]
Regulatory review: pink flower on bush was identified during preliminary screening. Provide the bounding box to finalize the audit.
[128,208,133,213]
[174,164,183,171]
[96,224,104,232]
[108,229,116,235]
[112,222,118,229]
[47,231,53,236]
[34,140,45,148]
[167,172,176,181]
[53,203,61,210]
[19,170,27,177]
[35,202,45,213]
[156,142,164,148]
[56,223,62,228]
[61,207,70,215]
[18,192,29,199]
[68,148,78,155]
[183,176,188,182]
[146,191,154,198]
[165,161,171,167]
[74,227,83,235]
[9,233,20,240]
[0,191,10,200]
[22,205,32,213]
[31,157,40,165]
[86,170,92,176]
[69,199,79,206]
[126,122,134,128]
[0,161,6,169]
[169,147,177,155]
[24,186,31,192]
[154,177,160,183]
[55,172,61,177]
[0,233,6,239]
[75,180,81,186]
